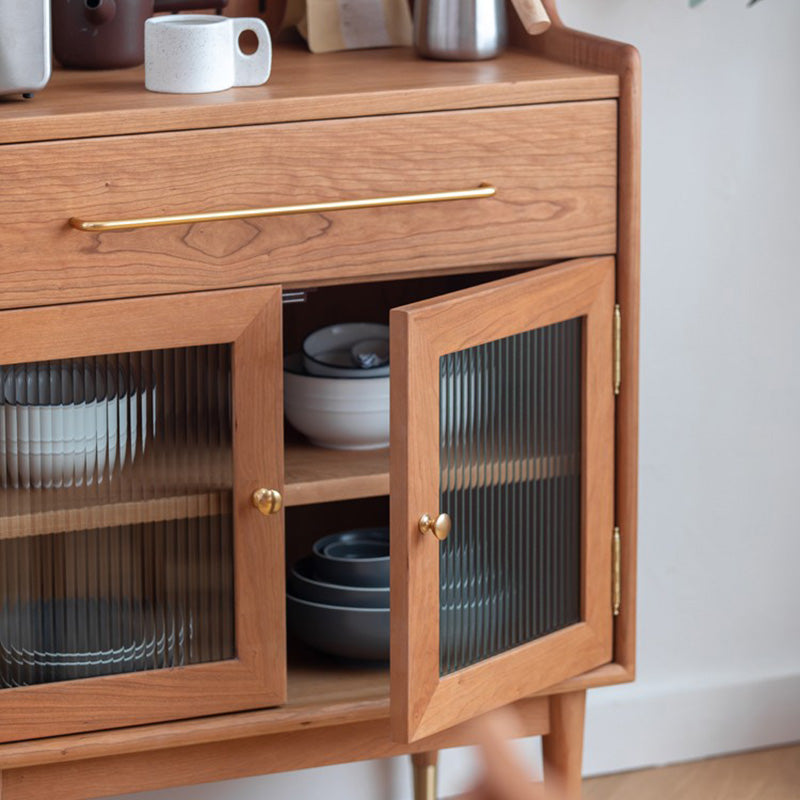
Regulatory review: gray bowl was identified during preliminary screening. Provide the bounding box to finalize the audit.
[286,594,389,661]
[289,557,390,609]
[312,528,390,587]
[322,540,389,560]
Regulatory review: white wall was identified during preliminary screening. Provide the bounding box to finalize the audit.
[104,2,800,797]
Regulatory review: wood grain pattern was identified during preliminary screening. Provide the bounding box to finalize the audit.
[0,288,287,743]
[0,45,617,146]
[519,14,642,682]
[391,257,616,743]
[0,662,627,772]
[284,435,389,506]
[0,490,231,540]
[0,102,617,310]
[543,691,586,800]
[0,696,548,800]
[0,441,232,540]
[583,744,800,800]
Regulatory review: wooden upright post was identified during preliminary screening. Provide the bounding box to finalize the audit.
[542,691,586,800]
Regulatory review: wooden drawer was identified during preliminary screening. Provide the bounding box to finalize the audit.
[0,102,617,309]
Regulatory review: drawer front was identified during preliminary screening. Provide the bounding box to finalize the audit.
[0,102,617,309]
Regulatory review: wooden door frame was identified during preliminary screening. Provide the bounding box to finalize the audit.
[390,257,616,743]
[0,287,286,743]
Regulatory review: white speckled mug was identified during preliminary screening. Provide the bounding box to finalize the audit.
[145,15,271,94]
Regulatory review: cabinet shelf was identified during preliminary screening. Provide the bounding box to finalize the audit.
[284,432,578,507]
[284,433,389,507]
[0,442,231,540]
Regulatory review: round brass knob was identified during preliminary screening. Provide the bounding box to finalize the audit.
[418,513,451,541]
[252,488,283,516]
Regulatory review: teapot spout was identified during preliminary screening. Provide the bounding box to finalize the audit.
[84,0,117,25]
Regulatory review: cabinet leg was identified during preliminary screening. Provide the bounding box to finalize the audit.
[411,750,438,800]
[542,691,586,800]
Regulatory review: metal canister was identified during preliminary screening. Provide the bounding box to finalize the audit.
[413,0,507,61]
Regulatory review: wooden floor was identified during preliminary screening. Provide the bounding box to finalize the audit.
[582,744,800,800]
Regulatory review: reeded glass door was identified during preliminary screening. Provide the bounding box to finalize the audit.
[0,287,285,743]
[391,257,616,742]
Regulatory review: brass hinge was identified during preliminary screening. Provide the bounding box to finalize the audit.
[612,526,621,616]
[613,304,622,395]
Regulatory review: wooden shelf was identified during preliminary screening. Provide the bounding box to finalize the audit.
[1,431,579,533]
[284,433,389,507]
[284,431,577,506]
[0,442,231,540]
[0,45,619,146]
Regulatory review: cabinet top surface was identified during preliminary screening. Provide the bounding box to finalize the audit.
[0,44,619,145]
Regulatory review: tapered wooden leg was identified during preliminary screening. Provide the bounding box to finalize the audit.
[542,691,586,800]
[411,750,438,800]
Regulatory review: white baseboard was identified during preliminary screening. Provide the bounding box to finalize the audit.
[583,672,800,776]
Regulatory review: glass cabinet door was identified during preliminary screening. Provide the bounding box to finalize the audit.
[0,287,284,742]
[390,257,616,742]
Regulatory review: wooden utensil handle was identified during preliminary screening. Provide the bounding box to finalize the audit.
[509,0,551,35]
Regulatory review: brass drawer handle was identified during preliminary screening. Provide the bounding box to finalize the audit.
[419,513,451,541]
[252,488,283,516]
[69,183,497,233]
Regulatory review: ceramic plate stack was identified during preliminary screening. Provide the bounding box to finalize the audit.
[284,323,390,450]
[286,527,390,661]
[0,598,190,687]
[0,360,154,489]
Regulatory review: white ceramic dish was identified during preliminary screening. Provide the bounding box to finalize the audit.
[284,353,389,451]
[0,364,154,489]
[302,323,390,378]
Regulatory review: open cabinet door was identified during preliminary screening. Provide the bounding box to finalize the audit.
[390,257,615,742]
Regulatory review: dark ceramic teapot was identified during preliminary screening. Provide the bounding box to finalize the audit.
[52,0,229,69]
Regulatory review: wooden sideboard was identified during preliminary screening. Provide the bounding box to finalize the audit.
[0,3,640,798]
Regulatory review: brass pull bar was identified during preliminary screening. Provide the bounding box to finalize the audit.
[69,183,497,233]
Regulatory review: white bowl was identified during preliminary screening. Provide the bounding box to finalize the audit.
[1,360,156,489]
[284,354,389,450]
[302,323,390,378]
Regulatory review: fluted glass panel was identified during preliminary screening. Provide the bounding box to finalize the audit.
[439,319,582,676]
[0,347,234,687]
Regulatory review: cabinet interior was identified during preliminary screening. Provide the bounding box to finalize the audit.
[285,498,391,691]
[281,263,562,693]
[282,264,535,508]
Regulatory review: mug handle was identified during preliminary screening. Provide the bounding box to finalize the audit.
[232,18,272,87]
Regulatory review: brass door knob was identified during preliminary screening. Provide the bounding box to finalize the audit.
[419,513,451,541]
[252,488,283,516]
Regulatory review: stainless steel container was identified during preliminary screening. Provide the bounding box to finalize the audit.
[414,0,507,61]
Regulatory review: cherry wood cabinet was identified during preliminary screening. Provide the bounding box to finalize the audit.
[0,2,639,797]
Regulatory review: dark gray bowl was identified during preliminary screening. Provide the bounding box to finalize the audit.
[286,594,389,661]
[289,557,390,609]
[322,540,389,560]
[311,528,389,588]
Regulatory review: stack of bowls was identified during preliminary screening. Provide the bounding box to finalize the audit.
[284,323,389,451]
[0,360,154,489]
[286,527,390,661]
